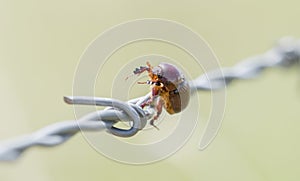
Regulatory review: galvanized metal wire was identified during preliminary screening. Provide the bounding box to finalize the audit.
[191,37,300,91]
[0,37,299,161]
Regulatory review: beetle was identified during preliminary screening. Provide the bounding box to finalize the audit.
[130,62,190,129]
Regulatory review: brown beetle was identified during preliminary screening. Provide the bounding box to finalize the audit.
[130,62,190,129]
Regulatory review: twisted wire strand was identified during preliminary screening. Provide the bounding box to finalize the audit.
[0,94,154,161]
[191,37,300,91]
[0,37,299,161]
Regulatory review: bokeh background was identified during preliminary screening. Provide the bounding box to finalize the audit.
[1,0,300,180]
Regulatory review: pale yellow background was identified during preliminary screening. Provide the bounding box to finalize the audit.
[1,0,300,181]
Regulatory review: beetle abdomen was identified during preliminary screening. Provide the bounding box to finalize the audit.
[164,80,190,114]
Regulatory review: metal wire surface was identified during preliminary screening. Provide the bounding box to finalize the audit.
[0,37,299,161]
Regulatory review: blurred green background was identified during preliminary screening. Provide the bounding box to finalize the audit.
[1,0,300,180]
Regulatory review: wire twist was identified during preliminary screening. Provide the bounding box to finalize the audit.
[191,37,300,91]
[0,37,299,161]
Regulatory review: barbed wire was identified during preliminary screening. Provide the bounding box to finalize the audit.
[0,37,299,161]
[191,37,300,91]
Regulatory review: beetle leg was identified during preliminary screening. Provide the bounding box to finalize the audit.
[146,61,158,79]
[140,90,155,108]
[140,100,151,108]
[125,66,149,80]
[141,85,160,108]
[146,61,152,68]
[133,62,153,75]
[150,98,164,130]
[140,93,156,108]
[133,66,150,75]
[137,84,160,107]
[126,62,153,80]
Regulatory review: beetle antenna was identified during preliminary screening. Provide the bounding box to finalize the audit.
[125,73,135,80]
[138,80,151,84]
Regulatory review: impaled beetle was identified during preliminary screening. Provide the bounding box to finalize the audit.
[130,62,190,129]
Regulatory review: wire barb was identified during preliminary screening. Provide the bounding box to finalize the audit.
[0,37,299,161]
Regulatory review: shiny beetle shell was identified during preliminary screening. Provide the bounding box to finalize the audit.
[130,62,190,128]
[151,63,190,114]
